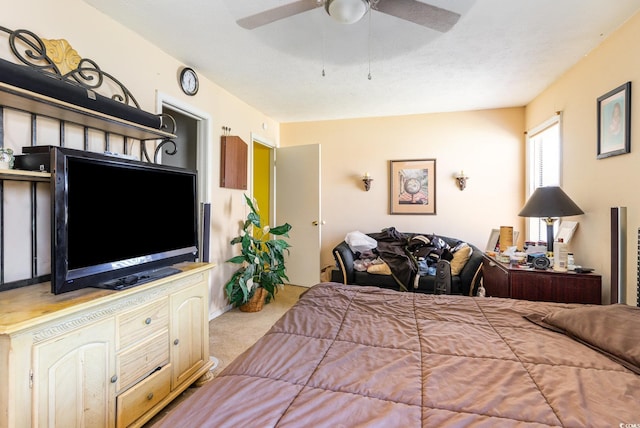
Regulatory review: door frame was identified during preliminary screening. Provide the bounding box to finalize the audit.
[250,132,276,226]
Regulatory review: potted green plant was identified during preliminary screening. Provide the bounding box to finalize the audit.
[224,194,292,311]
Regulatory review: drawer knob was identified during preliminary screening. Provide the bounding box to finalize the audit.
[145,317,152,325]
[173,338,180,346]
[110,375,118,383]
[147,392,154,401]
[489,262,497,267]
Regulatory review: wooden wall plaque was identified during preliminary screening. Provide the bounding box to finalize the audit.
[220,136,247,189]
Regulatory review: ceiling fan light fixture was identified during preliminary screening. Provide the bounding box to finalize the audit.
[325,0,369,24]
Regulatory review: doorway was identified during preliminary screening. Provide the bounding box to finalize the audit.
[161,107,198,170]
[156,97,211,203]
[157,94,212,263]
[252,140,272,228]
[251,137,322,287]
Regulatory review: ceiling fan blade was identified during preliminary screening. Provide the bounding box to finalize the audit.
[237,0,322,30]
[373,0,461,32]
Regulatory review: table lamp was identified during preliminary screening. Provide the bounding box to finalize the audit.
[518,186,584,253]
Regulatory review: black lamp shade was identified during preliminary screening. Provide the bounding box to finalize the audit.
[518,186,584,218]
[519,186,583,253]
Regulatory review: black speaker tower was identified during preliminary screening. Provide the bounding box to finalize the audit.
[610,207,626,304]
[200,203,211,263]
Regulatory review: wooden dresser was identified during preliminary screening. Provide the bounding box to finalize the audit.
[482,254,601,304]
[0,262,214,428]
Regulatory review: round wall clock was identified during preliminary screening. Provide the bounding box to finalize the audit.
[179,67,199,96]
[532,256,551,270]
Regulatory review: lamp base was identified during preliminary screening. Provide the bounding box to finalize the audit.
[545,218,557,254]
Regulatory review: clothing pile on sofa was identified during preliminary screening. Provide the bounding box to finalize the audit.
[345,227,474,289]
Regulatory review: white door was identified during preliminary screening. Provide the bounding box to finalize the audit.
[275,145,321,287]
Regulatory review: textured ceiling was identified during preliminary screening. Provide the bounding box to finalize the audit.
[83,0,640,123]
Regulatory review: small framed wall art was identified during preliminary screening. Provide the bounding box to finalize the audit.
[389,158,436,215]
[597,81,631,159]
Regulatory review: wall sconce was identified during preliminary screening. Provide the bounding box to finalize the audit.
[454,171,469,191]
[362,172,373,191]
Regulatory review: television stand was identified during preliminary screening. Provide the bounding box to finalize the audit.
[97,266,182,290]
[0,262,214,427]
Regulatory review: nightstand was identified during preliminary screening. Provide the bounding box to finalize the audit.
[482,254,601,304]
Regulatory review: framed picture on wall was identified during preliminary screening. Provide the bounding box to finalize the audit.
[389,159,436,215]
[597,81,631,159]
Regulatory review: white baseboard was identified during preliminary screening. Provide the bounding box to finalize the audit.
[209,304,232,320]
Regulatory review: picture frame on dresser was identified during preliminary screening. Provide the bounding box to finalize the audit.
[389,158,436,215]
[485,229,500,252]
[597,81,631,159]
[556,220,578,243]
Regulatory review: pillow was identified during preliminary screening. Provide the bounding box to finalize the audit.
[542,304,640,374]
[450,244,471,275]
[451,240,468,252]
[367,262,392,275]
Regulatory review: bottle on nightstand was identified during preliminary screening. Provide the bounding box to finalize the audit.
[553,239,568,272]
[567,252,575,270]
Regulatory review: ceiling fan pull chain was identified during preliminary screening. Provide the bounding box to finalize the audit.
[322,6,327,77]
[368,4,372,80]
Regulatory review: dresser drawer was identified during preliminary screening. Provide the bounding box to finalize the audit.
[116,363,172,428]
[117,329,169,391]
[118,297,169,350]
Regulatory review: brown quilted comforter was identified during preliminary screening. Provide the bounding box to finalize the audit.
[155,282,640,427]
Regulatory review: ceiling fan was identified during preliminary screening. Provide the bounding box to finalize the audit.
[236,0,461,33]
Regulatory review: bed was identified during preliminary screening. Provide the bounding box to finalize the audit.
[154,282,639,427]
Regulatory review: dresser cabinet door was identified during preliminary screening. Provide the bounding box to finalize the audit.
[170,282,208,388]
[32,318,116,428]
[511,272,601,304]
[510,273,552,301]
[481,257,510,297]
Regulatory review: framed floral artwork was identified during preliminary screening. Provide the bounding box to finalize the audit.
[389,159,436,215]
[597,81,631,159]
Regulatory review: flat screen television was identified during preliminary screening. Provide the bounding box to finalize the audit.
[51,147,198,294]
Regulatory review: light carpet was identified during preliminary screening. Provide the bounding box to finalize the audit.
[208,284,307,376]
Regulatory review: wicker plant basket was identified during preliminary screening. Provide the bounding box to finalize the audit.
[239,287,267,312]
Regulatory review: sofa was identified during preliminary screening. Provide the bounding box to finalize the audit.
[331,228,483,296]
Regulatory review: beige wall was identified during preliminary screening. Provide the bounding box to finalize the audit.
[5,0,638,309]
[527,11,640,305]
[3,0,280,317]
[281,108,526,271]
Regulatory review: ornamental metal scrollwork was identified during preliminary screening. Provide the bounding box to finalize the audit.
[142,114,178,163]
[0,25,178,164]
[1,25,141,108]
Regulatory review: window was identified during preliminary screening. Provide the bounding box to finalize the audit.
[525,113,562,243]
